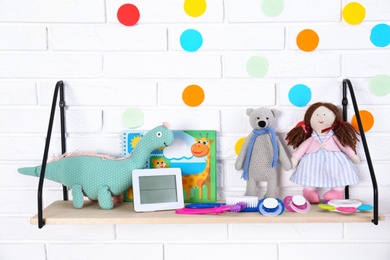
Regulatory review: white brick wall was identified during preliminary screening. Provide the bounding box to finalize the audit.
[0,27,47,50]
[227,0,341,22]
[104,53,222,78]
[224,53,341,78]
[345,53,390,77]
[1,0,390,259]
[0,54,103,78]
[0,82,37,105]
[288,25,374,50]
[50,26,168,51]
[169,25,285,50]
[0,0,106,23]
[47,244,164,260]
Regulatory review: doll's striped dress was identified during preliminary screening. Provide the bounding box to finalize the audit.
[289,131,359,188]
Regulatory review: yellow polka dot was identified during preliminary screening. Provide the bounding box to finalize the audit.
[235,137,246,155]
[343,2,366,25]
[184,0,207,17]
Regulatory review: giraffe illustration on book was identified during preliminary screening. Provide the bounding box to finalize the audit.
[182,133,214,200]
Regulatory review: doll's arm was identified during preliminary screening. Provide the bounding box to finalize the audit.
[291,137,313,164]
[291,157,299,169]
[333,136,360,163]
[350,154,360,163]
[235,133,253,170]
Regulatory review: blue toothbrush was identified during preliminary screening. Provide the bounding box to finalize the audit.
[185,203,226,209]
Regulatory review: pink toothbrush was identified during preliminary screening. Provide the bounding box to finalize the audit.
[175,202,246,215]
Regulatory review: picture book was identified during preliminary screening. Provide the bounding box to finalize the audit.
[121,130,217,203]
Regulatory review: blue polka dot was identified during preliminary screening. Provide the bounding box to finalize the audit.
[370,23,390,47]
[288,84,312,107]
[180,29,203,52]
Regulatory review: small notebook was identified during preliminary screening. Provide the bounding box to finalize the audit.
[121,130,217,203]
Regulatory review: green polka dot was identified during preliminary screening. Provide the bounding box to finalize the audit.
[122,108,144,129]
[369,74,390,97]
[246,56,269,78]
[261,0,284,17]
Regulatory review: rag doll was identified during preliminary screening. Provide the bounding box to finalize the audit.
[285,102,360,203]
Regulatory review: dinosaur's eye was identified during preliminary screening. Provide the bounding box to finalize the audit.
[156,131,162,138]
[266,117,269,120]
[203,141,208,145]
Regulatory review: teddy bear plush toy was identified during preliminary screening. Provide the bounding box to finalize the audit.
[235,107,292,198]
[285,102,360,204]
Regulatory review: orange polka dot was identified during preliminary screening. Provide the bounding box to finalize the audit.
[351,110,374,132]
[296,29,319,52]
[182,84,205,107]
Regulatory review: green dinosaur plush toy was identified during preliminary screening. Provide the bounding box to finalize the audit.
[18,123,174,210]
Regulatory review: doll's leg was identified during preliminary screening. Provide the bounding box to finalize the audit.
[303,186,320,204]
[324,187,344,201]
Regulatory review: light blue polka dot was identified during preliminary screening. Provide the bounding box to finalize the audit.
[370,23,390,47]
[180,29,203,52]
[288,84,312,107]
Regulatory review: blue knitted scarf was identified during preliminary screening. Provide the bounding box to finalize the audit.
[241,127,279,181]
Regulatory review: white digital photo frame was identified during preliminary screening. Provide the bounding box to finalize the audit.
[132,168,184,212]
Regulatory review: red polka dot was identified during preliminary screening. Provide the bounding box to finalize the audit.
[117,4,140,26]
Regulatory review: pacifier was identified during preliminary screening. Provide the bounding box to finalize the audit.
[328,199,361,208]
[318,199,373,213]
[257,198,284,216]
[284,195,311,213]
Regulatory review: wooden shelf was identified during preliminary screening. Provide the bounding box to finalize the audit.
[30,200,385,225]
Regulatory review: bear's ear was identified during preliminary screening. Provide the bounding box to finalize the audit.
[271,109,278,117]
[246,108,254,116]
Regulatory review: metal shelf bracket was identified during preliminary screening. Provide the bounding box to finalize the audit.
[37,80,68,228]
